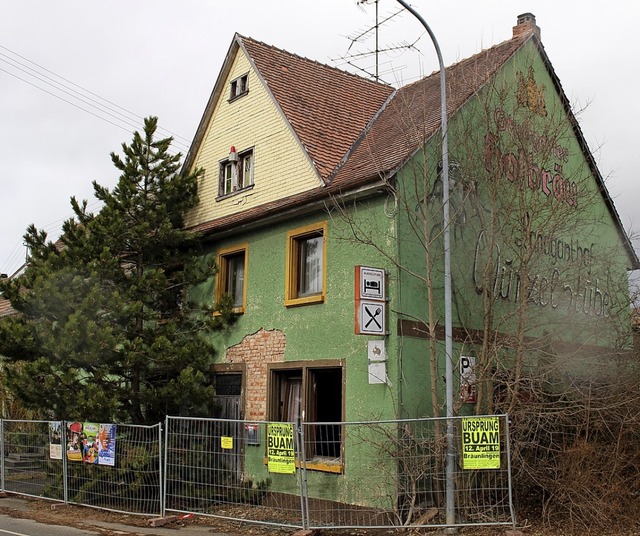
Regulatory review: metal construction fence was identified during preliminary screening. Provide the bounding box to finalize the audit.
[0,415,514,530]
[0,419,162,516]
[164,414,515,530]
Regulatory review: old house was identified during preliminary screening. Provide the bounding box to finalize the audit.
[181,13,638,508]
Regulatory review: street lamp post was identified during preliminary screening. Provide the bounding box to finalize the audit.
[394,0,456,530]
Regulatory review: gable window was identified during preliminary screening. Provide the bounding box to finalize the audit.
[218,148,254,197]
[215,244,248,313]
[285,222,327,307]
[269,362,343,473]
[229,73,249,100]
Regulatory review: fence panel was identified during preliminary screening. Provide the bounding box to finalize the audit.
[64,422,162,516]
[1,415,513,529]
[164,416,305,529]
[302,415,514,530]
[1,420,62,500]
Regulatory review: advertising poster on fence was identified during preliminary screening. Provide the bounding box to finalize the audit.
[267,423,295,474]
[82,422,100,464]
[461,416,501,470]
[49,421,62,460]
[66,422,117,466]
[67,421,83,461]
[97,423,116,466]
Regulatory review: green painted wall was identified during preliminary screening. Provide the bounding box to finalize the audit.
[394,40,634,419]
[192,198,402,504]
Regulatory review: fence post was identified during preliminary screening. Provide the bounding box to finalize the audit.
[296,419,310,529]
[0,419,4,492]
[160,419,166,518]
[504,414,516,529]
[61,420,68,504]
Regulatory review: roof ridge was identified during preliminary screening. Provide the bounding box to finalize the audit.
[237,34,392,90]
[402,32,532,91]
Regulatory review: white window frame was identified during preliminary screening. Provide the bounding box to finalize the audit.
[229,73,249,100]
[218,148,254,197]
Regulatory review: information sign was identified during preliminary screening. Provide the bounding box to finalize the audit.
[356,301,386,335]
[357,266,386,300]
[461,417,501,470]
[267,423,296,474]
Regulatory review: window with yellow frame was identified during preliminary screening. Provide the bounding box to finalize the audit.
[285,222,327,307]
[215,244,248,313]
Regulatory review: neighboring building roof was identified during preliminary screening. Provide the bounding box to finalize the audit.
[0,296,15,319]
[187,16,639,270]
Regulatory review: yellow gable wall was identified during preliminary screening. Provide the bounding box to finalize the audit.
[184,51,322,228]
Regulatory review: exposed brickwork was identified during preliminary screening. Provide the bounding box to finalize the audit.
[225,328,286,420]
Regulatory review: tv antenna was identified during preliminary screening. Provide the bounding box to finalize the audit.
[335,0,422,83]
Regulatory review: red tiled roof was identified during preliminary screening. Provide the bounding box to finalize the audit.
[188,27,639,270]
[239,35,394,181]
[329,36,527,188]
[0,296,15,318]
[191,32,528,236]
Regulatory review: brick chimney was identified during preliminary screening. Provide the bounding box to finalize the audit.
[513,12,541,39]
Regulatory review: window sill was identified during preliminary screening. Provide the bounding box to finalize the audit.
[228,89,249,103]
[263,457,343,474]
[285,294,325,308]
[301,457,343,474]
[216,184,255,202]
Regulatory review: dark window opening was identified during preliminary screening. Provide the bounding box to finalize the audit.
[270,365,343,465]
[229,74,249,100]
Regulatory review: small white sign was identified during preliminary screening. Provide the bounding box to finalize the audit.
[357,301,386,335]
[368,340,386,362]
[368,361,387,384]
[359,267,385,300]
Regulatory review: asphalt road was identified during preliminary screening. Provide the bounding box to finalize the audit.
[0,495,229,535]
[0,512,99,536]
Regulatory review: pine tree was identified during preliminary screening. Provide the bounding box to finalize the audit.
[0,117,232,424]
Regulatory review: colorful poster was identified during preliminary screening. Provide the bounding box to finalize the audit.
[49,421,62,460]
[66,422,116,466]
[97,423,116,466]
[461,417,501,470]
[82,422,100,464]
[267,423,296,474]
[66,421,84,462]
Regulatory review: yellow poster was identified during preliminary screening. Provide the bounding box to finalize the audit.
[221,436,233,450]
[461,417,501,470]
[267,423,296,474]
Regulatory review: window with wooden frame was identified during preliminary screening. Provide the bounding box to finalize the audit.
[218,148,254,197]
[229,73,249,101]
[211,363,245,420]
[268,361,343,473]
[215,244,248,313]
[285,222,327,307]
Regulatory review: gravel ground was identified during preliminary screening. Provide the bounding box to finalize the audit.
[0,495,638,536]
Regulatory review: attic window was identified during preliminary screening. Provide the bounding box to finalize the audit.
[229,74,249,101]
[218,147,254,197]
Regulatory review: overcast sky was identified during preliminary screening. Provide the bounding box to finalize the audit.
[2,1,638,276]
